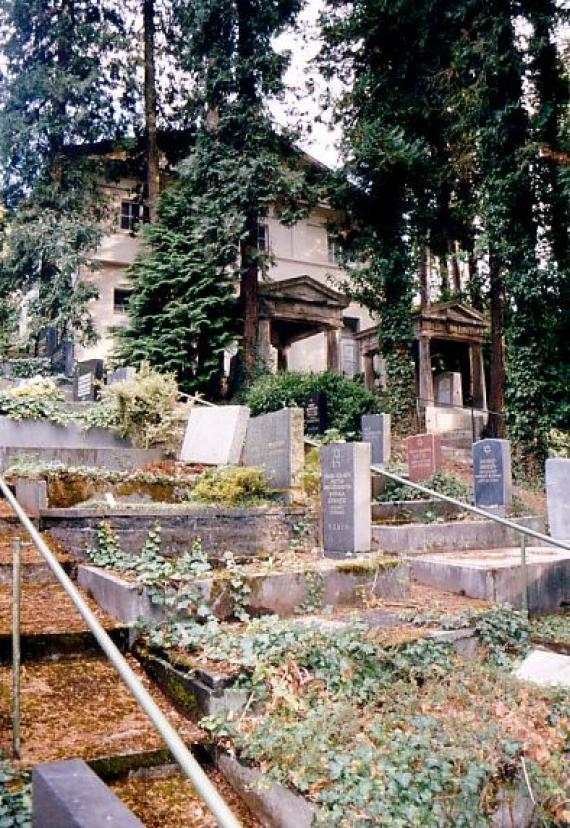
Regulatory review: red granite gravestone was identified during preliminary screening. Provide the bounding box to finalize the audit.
[406,434,442,482]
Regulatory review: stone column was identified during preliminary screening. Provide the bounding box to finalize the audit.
[257,318,274,372]
[418,335,434,404]
[470,343,486,409]
[326,329,342,373]
[277,346,289,372]
[363,354,375,389]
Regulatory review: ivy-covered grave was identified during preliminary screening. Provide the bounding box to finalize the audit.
[78,522,410,625]
[132,606,569,827]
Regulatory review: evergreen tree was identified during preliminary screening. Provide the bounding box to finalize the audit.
[0,0,127,347]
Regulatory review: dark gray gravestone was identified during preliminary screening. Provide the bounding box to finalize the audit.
[361,413,391,466]
[243,408,304,490]
[473,438,512,515]
[546,458,570,542]
[32,758,143,827]
[62,341,74,378]
[304,392,329,436]
[321,442,371,556]
[73,359,103,401]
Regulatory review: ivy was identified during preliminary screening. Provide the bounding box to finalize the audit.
[0,761,31,827]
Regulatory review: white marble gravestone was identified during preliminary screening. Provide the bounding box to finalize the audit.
[180,405,250,465]
[321,442,371,557]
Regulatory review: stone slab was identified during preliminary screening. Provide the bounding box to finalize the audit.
[515,649,570,687]
[0,446,164,472]
[409,547,570,613]
[321,442,371,556]
[425,405,485,440]
[0,417,131,449]
[243,408,304,490]
[180,405,250,465]
[32,758,143,827]
[473,439,512,515]
[361,413,391,466]
[15,478,48,517]
[406,434,442,482]
[434,372,463,407]
[546,458,570,542]
[372,515,546,554]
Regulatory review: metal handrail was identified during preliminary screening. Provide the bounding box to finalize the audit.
[370,465,570,553]
[0,475,242,828]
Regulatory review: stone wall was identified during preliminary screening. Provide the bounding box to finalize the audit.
[42,506,318,560]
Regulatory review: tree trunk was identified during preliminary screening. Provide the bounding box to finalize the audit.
[240,213,259,384]
[439,254,449,297]
[418,246,429,308]
[144,0,159,223]
[450,241,461,294]
[488,247,505,438]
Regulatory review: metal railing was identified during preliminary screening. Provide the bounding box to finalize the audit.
[415,396,507,443]
[370,465,570,615]
[0,475,242,828]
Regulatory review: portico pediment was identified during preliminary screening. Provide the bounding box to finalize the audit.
[412,301,488,342]
[259,275,350,311]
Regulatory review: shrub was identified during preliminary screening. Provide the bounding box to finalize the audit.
[100,362,180,447]
[242,371,379,437]
[192,466,269,506]
[377,471,473,503]
[549,429,570,458]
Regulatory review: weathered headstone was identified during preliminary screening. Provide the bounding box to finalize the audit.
[406,434,442,482]
[243,408,304,490]
[304,392,329,436]
[107,366,136,386]
[434,372,463,407]
[180,405,250,465]
[361,413,391,466]
[73,359,103,402]
[473,438,512,515]
[321,442,371,556]
[546,458,570,541]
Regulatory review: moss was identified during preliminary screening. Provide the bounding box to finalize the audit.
[335,556,399,574]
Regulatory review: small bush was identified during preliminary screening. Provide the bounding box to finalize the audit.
[192,466,269,506]
[377,471,473,503]
[242,371,379,437]
[100,362,180,447]
[549,429,570,458]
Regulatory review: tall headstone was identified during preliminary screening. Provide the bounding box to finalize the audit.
[406,434,442,482]
[304,392,329,437]
[361,413,391,466]
[107,366,136,386]
[180,405,250,465]
[243,408,304,490]
[434,372,463,407]
[321,442,371,557]
[73,359,104,402]
[473,438,512,515]
[546,458,570,542]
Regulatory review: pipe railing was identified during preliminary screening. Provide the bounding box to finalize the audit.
[370,464,570,552]
[0,475,242,828]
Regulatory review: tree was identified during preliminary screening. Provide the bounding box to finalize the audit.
[171,0,311,386]
[0,0,127,348]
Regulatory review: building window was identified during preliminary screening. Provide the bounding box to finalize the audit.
[119,201,146,232]
[258,222,269,253]
[327,233,340,265]
[114,287,133,314]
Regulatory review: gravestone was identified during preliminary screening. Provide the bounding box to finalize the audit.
[361,413,391,466]
[546,458,570,542]
[107,366,136,386]
[243,408,304,491]
[73,360,103,402]
[406,434,442,482]
[321,442,371,556]
[434,372,463,407]
[473,438,512,515]
[304,392,329,436]
[180,405,250,465]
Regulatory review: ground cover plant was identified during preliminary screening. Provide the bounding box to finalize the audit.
[142,608,569,826]
[0,760,31,826]
[376,471,473,505]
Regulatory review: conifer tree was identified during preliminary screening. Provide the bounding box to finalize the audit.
[0,0,126,347]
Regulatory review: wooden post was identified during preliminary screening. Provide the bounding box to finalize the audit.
[470,343,486,409]
[363,354,375,389]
